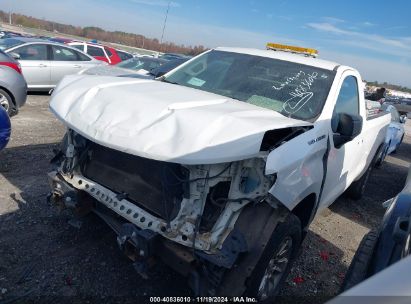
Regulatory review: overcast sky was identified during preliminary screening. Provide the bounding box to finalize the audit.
[2,0,411,87]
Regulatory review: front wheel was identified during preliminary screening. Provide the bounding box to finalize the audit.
[244,213,302,303]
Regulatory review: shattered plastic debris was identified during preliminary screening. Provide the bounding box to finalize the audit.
[293,276,304,284]
[319,251,329,261]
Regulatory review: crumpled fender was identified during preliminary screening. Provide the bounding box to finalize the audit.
[266,125,328,210]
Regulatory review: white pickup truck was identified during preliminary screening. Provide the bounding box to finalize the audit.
[47,45,390,301]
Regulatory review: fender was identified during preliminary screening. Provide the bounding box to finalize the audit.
[266,125,328,211]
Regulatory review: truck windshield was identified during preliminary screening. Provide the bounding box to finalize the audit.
[164,50,336,121]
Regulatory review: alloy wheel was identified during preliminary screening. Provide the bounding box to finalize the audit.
[0,93,9,112]
[257,236,293,300]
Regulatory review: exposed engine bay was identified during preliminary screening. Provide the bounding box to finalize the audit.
[49,130,277,253]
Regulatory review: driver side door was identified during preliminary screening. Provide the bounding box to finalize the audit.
[320,73,364,208]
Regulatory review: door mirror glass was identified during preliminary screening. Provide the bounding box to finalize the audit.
[332,113,363,148]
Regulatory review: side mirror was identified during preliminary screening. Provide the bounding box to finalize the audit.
[332,113,363,148]
[9,52,20,60]
[400,115,407,124]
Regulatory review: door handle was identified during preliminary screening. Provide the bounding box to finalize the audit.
[38,64,48,67]
[73,65,82,68]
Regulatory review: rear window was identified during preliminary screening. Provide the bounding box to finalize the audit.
[116,58,164,71]
[117,50,133,61]
[0,38,25,51]
[87,45,105,57]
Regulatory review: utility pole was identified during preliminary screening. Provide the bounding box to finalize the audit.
[160,1,170,51]
[9,11,12,25]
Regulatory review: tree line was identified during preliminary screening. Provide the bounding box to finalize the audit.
[0,10,206,55]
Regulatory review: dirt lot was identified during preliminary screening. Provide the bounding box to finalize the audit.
[1,93,410,303]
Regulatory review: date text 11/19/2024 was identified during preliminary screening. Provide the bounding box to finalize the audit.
[149,296,257,303]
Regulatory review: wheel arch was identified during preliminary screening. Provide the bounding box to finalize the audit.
[290,193,317,232]
[0,85,16,108]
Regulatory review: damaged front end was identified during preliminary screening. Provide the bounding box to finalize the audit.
[48,129,282,294]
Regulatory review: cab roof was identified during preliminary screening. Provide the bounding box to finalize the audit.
[215,47,341,71]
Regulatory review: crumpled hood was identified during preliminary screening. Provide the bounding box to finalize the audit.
[50,75,311,164]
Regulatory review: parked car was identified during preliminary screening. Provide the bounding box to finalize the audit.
[48,37,75,44]
[47,45,390,301]
[80,57,167,77]
[0,37,104,91]
[67,41,122,65]
[394,98,411,116]
[340,165,411,294]
[381,104,406,155]
[149,57,189,77]
[0,105,11,150]
[159,52,191,61]
[116,49,134,61]
[0,49,27,116]
[0,31,23,39]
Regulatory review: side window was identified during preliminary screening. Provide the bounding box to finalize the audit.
[87,46,105,57]
[334,76,359,116]
[13,44,47,60]
[75,50,91,61]
[51,45,78,61]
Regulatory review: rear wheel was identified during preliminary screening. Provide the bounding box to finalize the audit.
[346,163,373,200]
[244,213,301,303]
[0,89,15,116]
[374,143,389,168]
[347,145,383,200]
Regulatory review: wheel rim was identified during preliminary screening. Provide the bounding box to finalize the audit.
[257,236,293,300]
[0,93,9,112]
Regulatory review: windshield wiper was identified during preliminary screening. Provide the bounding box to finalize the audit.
[160,77,179,85]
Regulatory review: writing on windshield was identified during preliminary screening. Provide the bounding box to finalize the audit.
[164,50,335,121]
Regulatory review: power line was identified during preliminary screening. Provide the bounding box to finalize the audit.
[160,1,171,50]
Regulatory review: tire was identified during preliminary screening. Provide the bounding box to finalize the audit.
[346,145,382,200]
[341,230,379,291]
[374,143,389,168]
[244,213,302,303]
[0,89,16,117]
[346,163,373,200]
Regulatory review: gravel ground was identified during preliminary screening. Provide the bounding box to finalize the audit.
[0,93,410,303]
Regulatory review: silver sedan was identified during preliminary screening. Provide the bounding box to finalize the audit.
[0,37,106,91]
[0,49,27,116]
